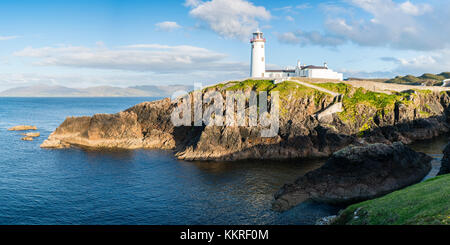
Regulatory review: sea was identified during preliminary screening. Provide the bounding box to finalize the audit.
[0,97,446,225]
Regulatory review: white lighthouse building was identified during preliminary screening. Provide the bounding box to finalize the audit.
[249,30,343,81]
[250,30,266,78]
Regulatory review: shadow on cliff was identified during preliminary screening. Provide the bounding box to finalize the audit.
[169,114,449,161]
[172,125,206,152]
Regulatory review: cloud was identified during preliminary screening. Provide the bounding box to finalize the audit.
[14,43,246,73]
[278,0,450,51]
[383,49,450,75]
[0,70,248,92]
[274,3,310,13]
[277,30,346,47]
[273,6,292,11]
[184,0,202,7]
[155,21,182,31]
[343,48,450,78]
[296,4,311,10]
[285,16,294,22]
[398,1,433,16]
[3,43,251,90]
[185,0,271,41]
[0,36,19,41]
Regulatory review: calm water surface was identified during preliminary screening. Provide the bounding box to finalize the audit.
[0,97,340,225]
[0,98,445,224]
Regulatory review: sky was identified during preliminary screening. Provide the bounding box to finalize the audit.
[0,0,449,91]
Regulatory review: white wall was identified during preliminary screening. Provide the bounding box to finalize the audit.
[250,41,265,78]
[264,67,343,81]
[307,69,343,81]
[265,72,295,78]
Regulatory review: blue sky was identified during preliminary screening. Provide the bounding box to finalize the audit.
[0,0,449,91]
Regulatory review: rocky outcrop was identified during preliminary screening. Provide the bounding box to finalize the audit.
[272,142,432,212]
[41,99,176,149]
[20,132,40,142]
[21,136,34,141]
[9,125,37,131]
[41,81,450,161]
[438,143,450,175]
[22,132,40,137]
[42,111,144,149]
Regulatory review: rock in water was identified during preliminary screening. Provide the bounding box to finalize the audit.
[438,143,450,175]
[21,136,34,141]
[22,132,40,137]
[272,142,432,212]
[8,125,37,131]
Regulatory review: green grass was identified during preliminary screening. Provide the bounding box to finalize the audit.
[347,88,410,109]
[206,79,329,101]
[387,75,422,85]
[206,80,418,124]
[439,72,450,79]
[202,79,439,124]
[385,72,450,86]
[270,81,324,99]
[225,79,276,92]
[314,82,350,94]
[420,73,445,80]
[332,174,450,225]
[203,80,331,116]
[337,87,412,123]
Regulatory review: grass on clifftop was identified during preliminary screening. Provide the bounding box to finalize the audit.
[314,82,351,94]
[207,79,329,102]
[225,79,276,92]
[332,174,450,225]
[314,83,412,124]
[204,80,435,126]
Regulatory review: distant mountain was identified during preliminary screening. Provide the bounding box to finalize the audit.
[130,85,193,97]
[0,84,192,97]
[385,72,450,86]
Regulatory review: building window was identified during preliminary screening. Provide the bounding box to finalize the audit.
[261,57,264,62]
[261,45,264,49]
[262,73,264,77]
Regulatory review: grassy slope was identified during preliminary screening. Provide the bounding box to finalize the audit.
[206,80,439,133]
[332,174,450,225]
[386,72,450,86]
[314,83,413,126]
[206,79,329,104]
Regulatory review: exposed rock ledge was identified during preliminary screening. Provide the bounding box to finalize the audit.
[41,80,450,161]
[272,142,432,212]
[9,125,37,131]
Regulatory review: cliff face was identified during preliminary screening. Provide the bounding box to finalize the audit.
[272,142,432,211]
[41,80,450,161]
[438,143,450,175]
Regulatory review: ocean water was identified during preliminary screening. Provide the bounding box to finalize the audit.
[0,97,340,225]
[0,98,445,225]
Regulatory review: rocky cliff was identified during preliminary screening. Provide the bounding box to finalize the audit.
[272,142,432,211]
[438,143,450,175]
[42,80,450,161]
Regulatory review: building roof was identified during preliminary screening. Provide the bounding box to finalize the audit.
[301,65,328,70]
[266,69,295,73]
[266,65,329,73]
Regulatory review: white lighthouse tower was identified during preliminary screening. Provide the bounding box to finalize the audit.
[250,30,266,78]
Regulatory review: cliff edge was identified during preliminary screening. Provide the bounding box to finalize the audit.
[42,80,450,161]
